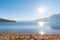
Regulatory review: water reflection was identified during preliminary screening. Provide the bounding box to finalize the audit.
[39,31,44,34]
[50,26,60,30]
[37,21,60,34]
[0,22,60,34]
[38,22,45,27]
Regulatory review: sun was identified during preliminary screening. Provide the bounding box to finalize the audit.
[38,7,46,13]
[37,6,47,18]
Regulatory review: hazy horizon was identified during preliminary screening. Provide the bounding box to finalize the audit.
[0,0,60,21]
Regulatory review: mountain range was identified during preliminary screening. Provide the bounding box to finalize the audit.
[36,13,60,22]
[0,13,60,22]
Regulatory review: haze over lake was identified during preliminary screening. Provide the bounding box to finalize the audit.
[0,21,60,34]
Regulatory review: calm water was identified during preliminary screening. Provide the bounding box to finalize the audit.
[0,22,60,34]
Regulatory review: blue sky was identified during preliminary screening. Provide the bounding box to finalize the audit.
[0,0,60,21]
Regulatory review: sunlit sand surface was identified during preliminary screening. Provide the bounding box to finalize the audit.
[0,34,60,40]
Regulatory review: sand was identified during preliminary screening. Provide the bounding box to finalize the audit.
[0,34,60,40]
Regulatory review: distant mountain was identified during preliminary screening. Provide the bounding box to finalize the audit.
[0,18,16,22]
[50,14,60,22]
[36,13,60,22]
[35,13,60,30]
[50,13,60,19]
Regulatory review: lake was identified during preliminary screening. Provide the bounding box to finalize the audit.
[0,22,60,34]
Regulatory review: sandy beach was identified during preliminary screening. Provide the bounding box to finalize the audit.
[0,34,60,40]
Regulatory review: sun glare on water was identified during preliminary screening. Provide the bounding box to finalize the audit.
[38,22,44,27]
[39,31,44,35]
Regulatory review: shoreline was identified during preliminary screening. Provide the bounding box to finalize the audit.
[0,34,60,40]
